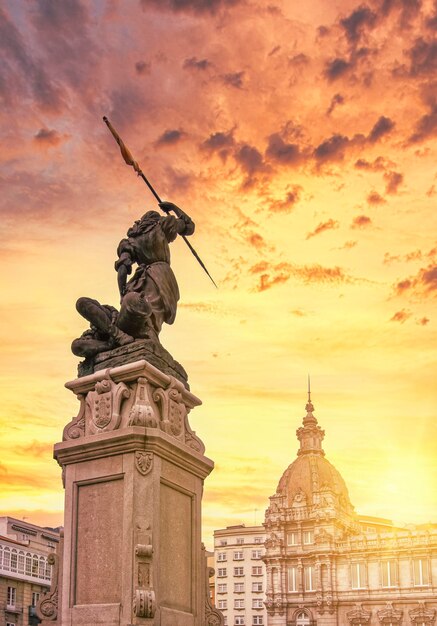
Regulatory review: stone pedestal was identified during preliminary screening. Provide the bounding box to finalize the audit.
[52,359,217,626]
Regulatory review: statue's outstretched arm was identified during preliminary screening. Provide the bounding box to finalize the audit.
[159,201,195,236]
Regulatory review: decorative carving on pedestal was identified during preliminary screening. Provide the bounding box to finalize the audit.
[205,565,224,626]
[62,394,85,440]
[86,376,130,434]
[133,539,156,618]
[154,378,185,437]
[128,377,158,427]
[133,589,156,618]
[202,542,224,626]
[36,553,58,622]
[347,603,371,624]
[135,451,153,475]
[409,602,436,625]
[377,602,402,624]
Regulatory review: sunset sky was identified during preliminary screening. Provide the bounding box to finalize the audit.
[0,0,436,546]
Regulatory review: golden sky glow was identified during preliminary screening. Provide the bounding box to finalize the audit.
[0,0,436,546]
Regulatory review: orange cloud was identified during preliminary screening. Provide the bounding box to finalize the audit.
[390,309,412,323]
[306,218,339,239]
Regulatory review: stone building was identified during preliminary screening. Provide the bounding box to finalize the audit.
[263,392,437,626]
[0,517,60,626]
[214,524,267,626]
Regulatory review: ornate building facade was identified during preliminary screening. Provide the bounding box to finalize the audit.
[0,516,60,626]
[263,393,437,626]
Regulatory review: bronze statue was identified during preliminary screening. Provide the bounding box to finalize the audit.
[72,201,195,359]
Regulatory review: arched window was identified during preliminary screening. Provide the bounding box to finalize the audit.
[39,556,45,578]
[18,551,25,574]
[3,547,10,570]
[32,554,39,576]
[0,545,3,568]
[10,549,18,571]
[296,611,311,625]
[25,553,32,575]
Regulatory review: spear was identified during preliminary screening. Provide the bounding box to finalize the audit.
[103,115,217,288]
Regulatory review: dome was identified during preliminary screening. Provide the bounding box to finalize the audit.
[275,392,354,513]
[276,453,353,511]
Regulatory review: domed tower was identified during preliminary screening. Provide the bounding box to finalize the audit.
[264,384,359,626]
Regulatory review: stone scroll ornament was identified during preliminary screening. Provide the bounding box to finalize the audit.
[133,541,156,618]
[36,553,58,621]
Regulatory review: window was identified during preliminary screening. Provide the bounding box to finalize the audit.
[217,568,227,577]
[234,599,245,609]
[234,567,244,576]
[7,586,16,608]
[217,583,227,593]
[287,532,298,546]
[223,618,228,626]
[381,560,397,587]
[234,551,244,560]
[4,548,10,570]
[236,538,244,545]
[218,600,227,610]
[39,557,45,578]
[252,598,263,609]
[296,612,311,626]
[252,582,263,592]
[217,552,227,562]
[6,622,16,626]
[234,582,244,593]
[220,539,228,546]
[288,566,298,592]
[351,562,366,589]
[32,592,40,607]
[304,565,315,591]
[17,552,25,574]
[25,553,32,575]
[413,558,430,586]
[32,555,39,575]
[11,550,17,570]
[251,549,262,559]
[235,617,245,625]
[303,530,314,545]
[252,566,263,576]
[47,541,55,550]
[254,537,262,543]
[253,617,264,625]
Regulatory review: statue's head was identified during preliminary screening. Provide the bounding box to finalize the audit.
[127,211,161,237]
[140,210,160,223]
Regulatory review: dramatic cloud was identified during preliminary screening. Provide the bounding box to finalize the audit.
[368,116,395,143]
[140,0,242,15]
[390,309,412,323]
[324,57,351,81]
[221,71,245,89]
[201,129,235,159]
[384,170,403,194]
[351,215,372,228]
[408,104,437,143]
[340,5,378,45]
[268,187,302,213]
[265,133,304,166]
[155,129,186,147]
[408,37,437,77]
[249,261,352,292]
[135,60,151,75]
[306,218,340,239]
[394,264,437,297]
[314,133,351,163]
[33,128,65,148]
[234,144,267,177]
[367,191,386,205]
[326,93,345,115]
[183,56,212,71]
[354,156,393,171]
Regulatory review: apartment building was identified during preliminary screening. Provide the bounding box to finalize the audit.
[214,524,267,626]
[0,517,60,626]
